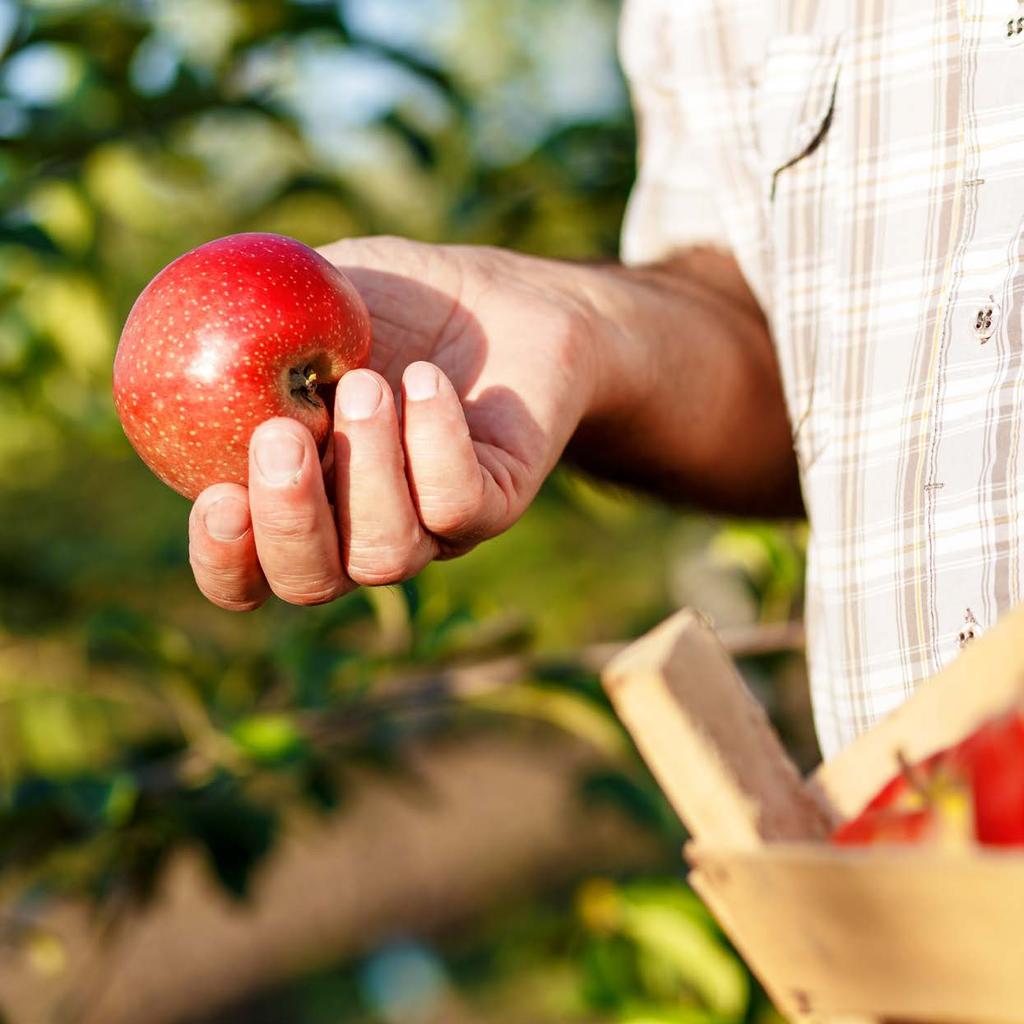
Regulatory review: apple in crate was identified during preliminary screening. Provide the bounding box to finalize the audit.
[113,233,372,500]
[832,707,1024,846]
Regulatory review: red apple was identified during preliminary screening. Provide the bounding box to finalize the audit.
[950,711,1024,845]
[112,233,372,500]
[831,707,1024,847]
[831,751,972,848]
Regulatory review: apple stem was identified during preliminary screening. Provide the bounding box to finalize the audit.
[896,749,933,805]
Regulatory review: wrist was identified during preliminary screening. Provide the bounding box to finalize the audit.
[485,248,642,436]
[560,261,653,431]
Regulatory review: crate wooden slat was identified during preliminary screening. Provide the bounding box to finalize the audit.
[603,609,834,847]
[603,605,1024,1024]
[689,844,1024,1024]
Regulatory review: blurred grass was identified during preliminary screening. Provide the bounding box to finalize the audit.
[0,2,807,1022]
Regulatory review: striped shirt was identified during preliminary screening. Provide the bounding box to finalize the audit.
[619,0,1024,757]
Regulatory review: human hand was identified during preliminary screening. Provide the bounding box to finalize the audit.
[187,236,601,609]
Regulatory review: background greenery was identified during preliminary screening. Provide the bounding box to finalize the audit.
[0,1,810,1021]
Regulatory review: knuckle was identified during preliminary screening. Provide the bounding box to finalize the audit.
[191,558,265,611]
[269,576,343,607]
[190,546,246,588]
[327,234,409,269]
[420,493,485,539]
[278,590,339,607]
[256,504,320,543]
[202,590,266,613]
[347,535,424,586]
[347,564,409,587]
[423,508,477,538]
[555,301,585,340]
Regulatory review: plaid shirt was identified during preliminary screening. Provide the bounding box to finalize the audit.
[620,0,1024,757]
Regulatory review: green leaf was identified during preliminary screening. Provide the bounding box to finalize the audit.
[620,887,749,1020]
[102,772,138,826]
[619,1009,725,1024]
[0,222,60,253]
[230,713,306,766]
[175,778,278,899]
[467,683,629,760]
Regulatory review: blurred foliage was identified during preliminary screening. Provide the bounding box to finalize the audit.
[0,1,807,1022]
[207,877,791,1024]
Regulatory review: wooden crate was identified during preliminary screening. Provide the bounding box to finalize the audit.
[603,606,1024,1024]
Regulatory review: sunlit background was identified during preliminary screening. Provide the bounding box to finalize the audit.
[0,2,812,1022]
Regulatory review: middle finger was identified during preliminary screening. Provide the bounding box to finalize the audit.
[249,417,350,605]
[335,369,436,585]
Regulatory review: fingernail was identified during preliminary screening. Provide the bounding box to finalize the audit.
[339,372,382,420]
[204,497,250,541]
[254,430,305,485]
[405,362,438,401]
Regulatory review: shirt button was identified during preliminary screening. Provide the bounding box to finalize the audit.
[957,608,979,650]
[1007,15,1024,42]
[974,300,999,342]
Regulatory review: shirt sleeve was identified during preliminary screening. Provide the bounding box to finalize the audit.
[618,0,731,266]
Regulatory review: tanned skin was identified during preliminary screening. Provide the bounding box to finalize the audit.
[186,237,800,611]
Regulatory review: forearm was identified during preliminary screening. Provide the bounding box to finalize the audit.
[564,248,803,517]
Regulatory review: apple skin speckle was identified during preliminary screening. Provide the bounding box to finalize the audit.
[112,233,372,500]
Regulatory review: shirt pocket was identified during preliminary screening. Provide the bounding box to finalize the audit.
[750,33,843,479]
[755,34,843,200]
